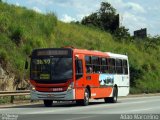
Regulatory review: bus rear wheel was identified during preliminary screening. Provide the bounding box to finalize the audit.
[43,100,53,107]
[104,87,118,103]
[76,88,89,106]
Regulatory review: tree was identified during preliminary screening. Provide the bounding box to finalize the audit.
[113,26,130,40]
[81,2,119,33]
[81,2,130,39]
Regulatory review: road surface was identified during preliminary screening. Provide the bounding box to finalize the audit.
[0,95,160,120]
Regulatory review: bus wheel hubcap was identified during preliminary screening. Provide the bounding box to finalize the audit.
[85,91,89,103]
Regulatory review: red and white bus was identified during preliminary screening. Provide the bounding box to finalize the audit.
[29,47,129,107]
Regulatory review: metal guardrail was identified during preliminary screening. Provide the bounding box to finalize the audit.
[0,90,30,103]
[0,90,30,95]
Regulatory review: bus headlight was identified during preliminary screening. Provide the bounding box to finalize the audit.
[30,85,36,91]
[67,82,74,90]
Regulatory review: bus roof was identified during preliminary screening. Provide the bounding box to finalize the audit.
[106,52,128,59]
[73,49,108,57]
[73,48,128,59]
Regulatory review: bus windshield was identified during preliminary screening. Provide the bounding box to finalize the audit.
[31,58,73,81]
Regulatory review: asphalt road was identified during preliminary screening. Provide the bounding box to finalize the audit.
[0,96,160,120]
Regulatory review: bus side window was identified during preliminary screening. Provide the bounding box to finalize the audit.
[101,58,108,73]
[123,60,128,75]
[85,56,92,73]
[92,56,100,73]
[116,59,123,74]
[108,58,115,73]
[75,59,83,80]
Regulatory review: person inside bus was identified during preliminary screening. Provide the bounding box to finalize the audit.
[86,66,93,73]
[89,66,93,73]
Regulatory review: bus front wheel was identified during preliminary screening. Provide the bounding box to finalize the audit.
[43,100,53,107]
[76,88,89,106]
[104,87,118,103]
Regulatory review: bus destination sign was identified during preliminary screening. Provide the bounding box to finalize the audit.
[37,50,69,56]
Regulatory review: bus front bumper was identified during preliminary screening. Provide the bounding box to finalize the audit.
[30,89,75,101]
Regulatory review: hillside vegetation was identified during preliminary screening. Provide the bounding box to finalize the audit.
[0,2,160,93]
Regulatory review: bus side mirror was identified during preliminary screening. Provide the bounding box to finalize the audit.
[25,60,28,69]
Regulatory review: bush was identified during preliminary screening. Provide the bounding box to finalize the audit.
[0,96,10,104]
[10,26,24,45]
[130,87,142,94]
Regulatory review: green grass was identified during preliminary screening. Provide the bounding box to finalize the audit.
[0,96,11,104]
[0,2,160,93]
[0,95,31,104]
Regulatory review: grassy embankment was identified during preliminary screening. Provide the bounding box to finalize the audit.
[0,2,160,96]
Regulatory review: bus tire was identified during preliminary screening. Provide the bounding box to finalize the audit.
[43,100,53,107]
[76,88,89,106]
[104,87,118,103]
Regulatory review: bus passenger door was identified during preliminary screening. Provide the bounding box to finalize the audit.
[75,59,83,80]
[74,55,85,99]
